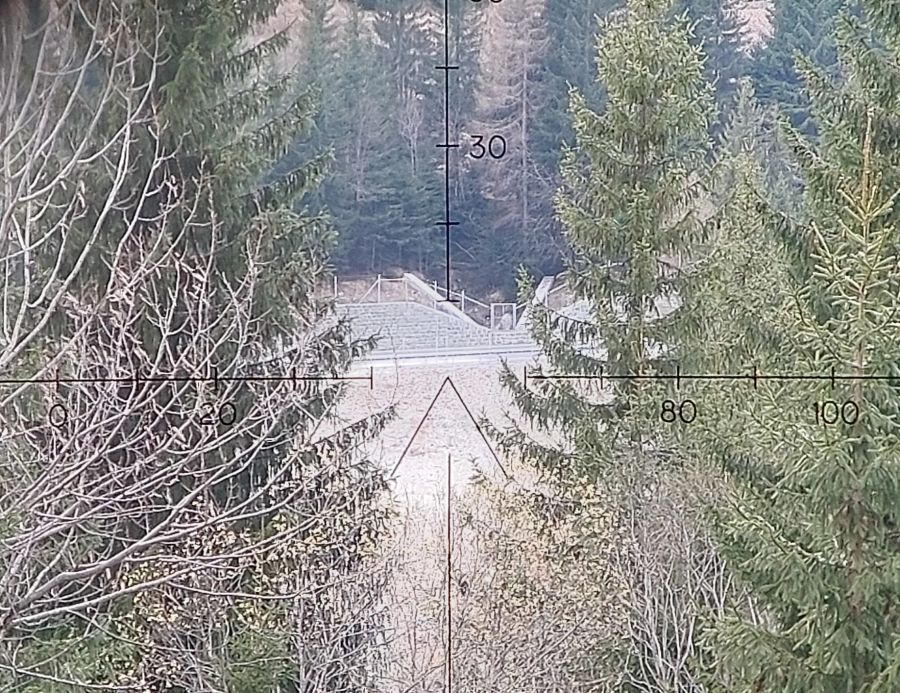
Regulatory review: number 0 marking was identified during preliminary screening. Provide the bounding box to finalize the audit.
[49,403,68,429]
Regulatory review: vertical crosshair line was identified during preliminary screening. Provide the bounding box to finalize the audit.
[446,451,453,691]
[435,0,459,302]
[443,0,452,294]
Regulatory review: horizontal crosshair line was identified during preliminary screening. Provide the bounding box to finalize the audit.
[434,64,460,71]
[528,371,900,383]
[0,372,373,386]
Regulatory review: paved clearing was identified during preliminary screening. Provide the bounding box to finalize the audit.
[335,358,529,689]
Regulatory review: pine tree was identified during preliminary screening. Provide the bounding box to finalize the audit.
[698,2,900,688]
[749,0,844,134]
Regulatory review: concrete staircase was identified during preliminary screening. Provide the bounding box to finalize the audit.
[336,302,535,356]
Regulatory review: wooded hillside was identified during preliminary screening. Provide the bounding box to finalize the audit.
[258,0,813,298]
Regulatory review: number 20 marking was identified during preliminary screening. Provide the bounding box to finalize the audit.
[199,402,237,427]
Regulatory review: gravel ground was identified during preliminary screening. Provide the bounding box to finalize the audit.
[337,359,524,508]
[330,359,526,689]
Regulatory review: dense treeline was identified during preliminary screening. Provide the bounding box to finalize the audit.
[285,0,841,296]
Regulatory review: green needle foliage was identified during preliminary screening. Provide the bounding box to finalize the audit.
[493,0,714,481]
[749,0,843,135]
[697,2,900,689]
[680,0,749,129]
[486,2,716,686]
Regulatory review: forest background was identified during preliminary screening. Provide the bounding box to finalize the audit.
[278,0,835,297]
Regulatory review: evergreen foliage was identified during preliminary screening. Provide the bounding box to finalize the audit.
[469,0,553,283]
[290,0,444,275]
[749,0,844,134]
[680,0,748,128]
[487,1,715,684]
[13,0,900,687]
[493,0,713,472]
[210,0,869,298]
[281,0,627,294]
[696,1,900,688]
[536,0,618,211]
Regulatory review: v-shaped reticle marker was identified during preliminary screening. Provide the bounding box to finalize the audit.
[390,376,509,479]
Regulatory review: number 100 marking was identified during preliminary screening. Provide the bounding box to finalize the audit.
[813,400,859,427]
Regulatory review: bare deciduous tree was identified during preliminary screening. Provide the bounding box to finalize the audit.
[614,466,762,693]
[0,3,393,690]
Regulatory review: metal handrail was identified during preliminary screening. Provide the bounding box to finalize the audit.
[336,274,544,331]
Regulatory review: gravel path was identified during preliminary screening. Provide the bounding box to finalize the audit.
[332,359,527,689]
[338,358,524,507]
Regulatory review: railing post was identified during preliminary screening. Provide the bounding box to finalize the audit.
[461,289,466,314]
[333,275,338,298]
[377,274,382,303]
[405,277,409,302]
[513,304,517,326]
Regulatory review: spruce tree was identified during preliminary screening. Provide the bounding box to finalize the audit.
[493,0,713,476]
[674,77,797,556]
[488,0,713,682]
[448,0,491,281]
[313,1,443,275]
[698,2,900,689]
[369,0,443,273]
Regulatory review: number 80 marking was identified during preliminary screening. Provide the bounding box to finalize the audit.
[660,399,697,424]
